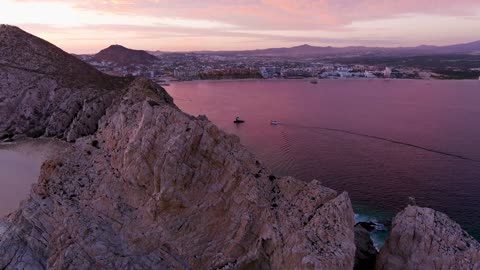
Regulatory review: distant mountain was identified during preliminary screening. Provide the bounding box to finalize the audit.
[196,41,480,57]
[438,40,480,54]
[93,45,158,65]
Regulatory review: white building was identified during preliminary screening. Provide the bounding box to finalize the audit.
[364,71,376,78]
[259,66,280,78]
[384,67,392,78]
[174,68,199,80]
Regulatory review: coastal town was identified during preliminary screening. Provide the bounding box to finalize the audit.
[78,45,480,83]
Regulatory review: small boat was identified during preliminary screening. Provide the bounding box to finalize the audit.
[233,116,245,124]
[270,120,279,125]
[310,79,318,84]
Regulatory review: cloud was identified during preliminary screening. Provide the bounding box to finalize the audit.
[3,0,238,29]
[4,0,480,52]
[10,0,480,29]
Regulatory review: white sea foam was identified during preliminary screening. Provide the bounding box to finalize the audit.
[355,212,389,250]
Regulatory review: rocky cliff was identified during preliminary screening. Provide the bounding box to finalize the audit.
[376,206,480,270]
[1,25,479,270]
[354,224,377,270]
[0,25,356,270]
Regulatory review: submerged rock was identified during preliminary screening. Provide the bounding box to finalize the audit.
[356,222,377,233]
[376,206,480,270]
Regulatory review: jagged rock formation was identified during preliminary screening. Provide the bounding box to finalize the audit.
[0,78,356,270]
[92,45,158,66]
[354,224,377,270]
[0,25,356,269]
[376,206,480,270]
[0,25,131,142]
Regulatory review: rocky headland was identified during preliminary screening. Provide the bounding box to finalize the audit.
[0,25,479,269]
[376,206,480,269]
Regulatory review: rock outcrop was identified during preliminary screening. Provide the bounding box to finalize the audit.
[354,224,377,270]
[0,25,356,269]
[0,25,131,142]
[376,206,480,270]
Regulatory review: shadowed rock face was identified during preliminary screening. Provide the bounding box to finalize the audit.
[376,206,480,270]
[0,25,356,270]
[0,25,131,142]
[354,224,377,270]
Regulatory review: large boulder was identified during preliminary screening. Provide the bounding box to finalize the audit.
[376,206,480,270]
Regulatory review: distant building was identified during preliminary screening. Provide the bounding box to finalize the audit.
[259,66,280,78]
[281,68,313,78]
[336,67,353,78]
[319,71,338,79]
[174,68,199,80]
[384,67,392,78]
[364,71,376,78]
[131,71,142,76]
[419,71,431,79]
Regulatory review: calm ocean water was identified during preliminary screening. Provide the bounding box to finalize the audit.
[167,79,480,241]
[0,141,62,217]
[0,149,44,216]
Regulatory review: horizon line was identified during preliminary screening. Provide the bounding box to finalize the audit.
[75,39,480,55]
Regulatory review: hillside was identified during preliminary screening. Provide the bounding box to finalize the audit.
[0,25,130,141]
[199,41,480,57]
[92,44,158,66]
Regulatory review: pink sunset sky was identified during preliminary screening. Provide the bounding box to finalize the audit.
[1,0,480,53]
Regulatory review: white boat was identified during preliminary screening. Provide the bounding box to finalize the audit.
[270,120,279,125]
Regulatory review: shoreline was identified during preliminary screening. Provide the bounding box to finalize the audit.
[0,137,67,152]
[0,138,67,217]
[168,77,480,85]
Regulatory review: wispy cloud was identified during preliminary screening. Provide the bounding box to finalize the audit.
[3,0,480,52]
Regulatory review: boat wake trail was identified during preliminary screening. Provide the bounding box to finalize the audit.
[280,123,478,162]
